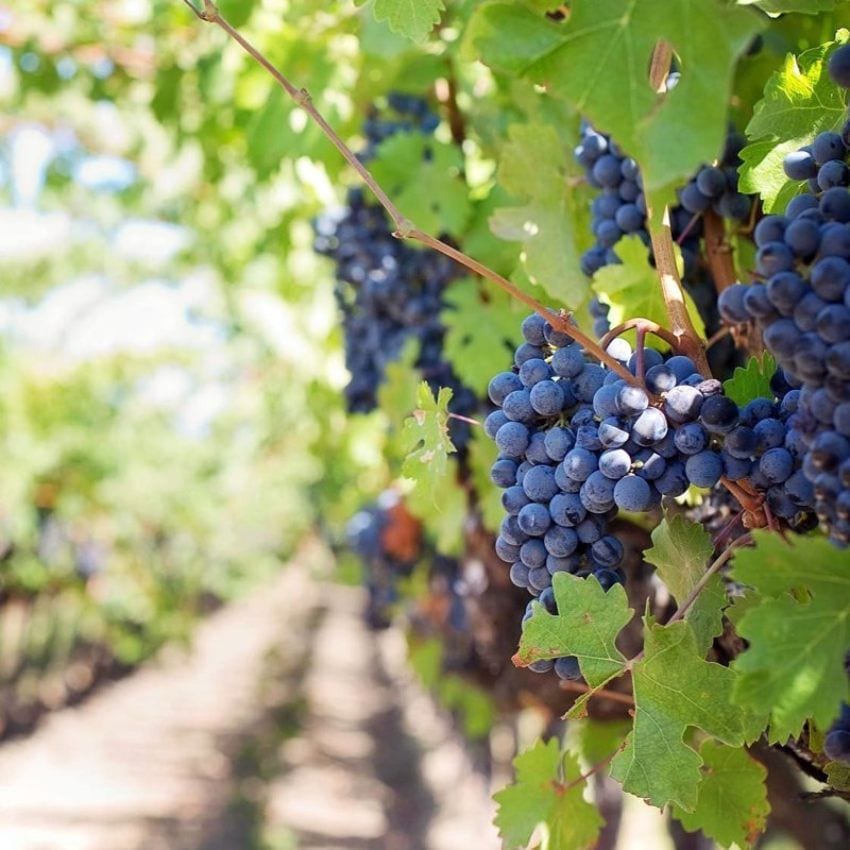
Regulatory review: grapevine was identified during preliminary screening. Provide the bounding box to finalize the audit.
[14,0,850,850]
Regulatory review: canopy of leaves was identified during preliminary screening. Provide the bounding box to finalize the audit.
[469,0,762,211]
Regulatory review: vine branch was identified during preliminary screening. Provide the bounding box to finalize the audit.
[599,317,682,354]
[178,0,639,384]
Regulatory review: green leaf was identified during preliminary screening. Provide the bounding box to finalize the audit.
[741,34,850,209]
[401,383,456,496]
[494,739,603,850]
[490,123,588,307]
[369,0,446,43]
[575,717,632,765]
[471,0,762,211]
[730,532,850,742]
[610,618,753,811]
[826,760,850,791]
[644,515,726,653]
[738,138,807,213]
[737,1,843,16]
[369,132,472,236]
[671,741,770,849]
[406,458,466,555]
[722,353,777,407]
[468,427,506,534]
[515,572,633,687]
[592,237,706,343]
[218,0,258,27]
[442,278,523,397]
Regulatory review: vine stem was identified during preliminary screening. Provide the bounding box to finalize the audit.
[559,680,634,707]
[703,210,737,292]
[648,214,711,377]
[599,317,682,354]
[559,743,625,794]
[177,0,639,385]
[646,41,711,377]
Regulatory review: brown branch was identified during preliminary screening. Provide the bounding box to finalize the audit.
[649,40,674,93]
[435,66,466,146]
[561,744,625,794]
[703,210,737,292]
[599,317,682,353]
[559,680,635,707]
[648,211,711,376]
[179,0,640,385]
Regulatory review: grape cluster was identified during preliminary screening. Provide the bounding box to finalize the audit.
[575,123,748,378]
[718,128,850,544]
[575,123,749,285]
[314,96,478,443]
[346,493,420,629]
[486,312,801,678]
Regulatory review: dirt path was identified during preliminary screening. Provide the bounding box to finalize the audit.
[0,552,499,850]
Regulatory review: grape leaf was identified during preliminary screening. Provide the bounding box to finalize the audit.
[592,237,706,342]
[730,532,850,742]
[406,458,466,555]
[218,0,258,27]
[574,717,632,764]
[467,427,506,534]
[826,760,850,791]
[644,515,726,653]
[722,353,777,407]
[671,741,770,849]
[401,382,456,497]
[737,0,843,15]
[738,138,807,213]
[490,123,588,307]
[493,738,603,850]
[369,0,445,43]
[369,132,472,236]
[441,277,523,396]
[740,34,849,209]
[470,0,762,212]
[610,618,753,811]
[514,572,633,687]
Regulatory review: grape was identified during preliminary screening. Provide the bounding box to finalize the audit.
[664,385,704,423]
[518,503,552,536]
[685,451,724,488]
[700,395,740,433]
[523,464,559,502]
[530,380,566,415]
[759,447,794,483]
[632,407,669,445]
[554,656,582,681]
[495,422,530,458]
[613,474,652,511]
[599,448,632,479]
[591,535,624,567]
[812,131,847,165]
[655,461,689,496]
[674,422,709,455]
[829,44,850,88]
[489,371,523,404]
[519,358,552,387]
[784,149,818,181]
[521,312,548,345]
[544,525,579,558]
[550,492,587,527]
[520,539,548,569]
[484,410,509,439]
[563,447,599,481]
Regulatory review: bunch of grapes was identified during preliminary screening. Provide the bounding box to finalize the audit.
[346,491,423,629]
[575,121,748,376]
[486,309,817,679]
[717,114,850,544]
[314,96,478,444]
